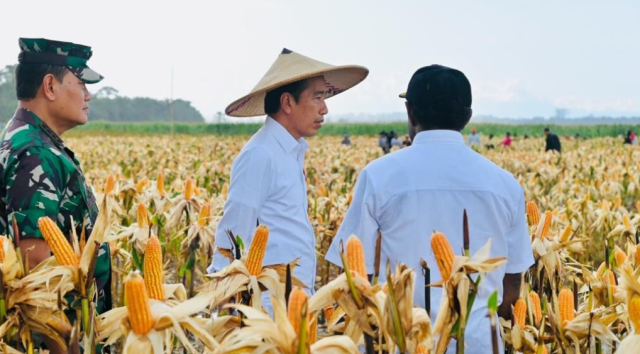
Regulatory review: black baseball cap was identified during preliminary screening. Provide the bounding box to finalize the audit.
[399,65,471,109]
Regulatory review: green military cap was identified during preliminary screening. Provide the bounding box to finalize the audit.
[18,38,103,84]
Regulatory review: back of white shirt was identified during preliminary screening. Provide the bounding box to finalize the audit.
[326,130,534,352]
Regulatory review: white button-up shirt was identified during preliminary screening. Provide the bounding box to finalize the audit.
[326,130,534,353]
[208,117,316,290]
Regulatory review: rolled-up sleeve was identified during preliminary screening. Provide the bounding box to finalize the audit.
[209,147,273,273]
[504,188,534,274]
[325,169,380,274]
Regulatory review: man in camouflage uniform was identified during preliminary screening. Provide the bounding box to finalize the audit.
[0,38,110,351]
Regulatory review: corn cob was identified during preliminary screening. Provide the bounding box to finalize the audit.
[198,203,211,227]
[560,224,572,242]
[636,244,640,267]
[125,271,155,335]
[245,225,269,275]
[513,298,527,328]
[615,246,627,267]
[144,234,165,301]
[629,295,640,334]
[595,262,606,279]
[184,178,195,200]
[0,236,5,263]
[540,211,553,239]
[430,231,455,281]
[135,179,149,194]
[157,172,165,197]
[309,317,317,345]
[615,196,622,209]
[37,217,79,266]
[416,344,430,354]
[602,269,617,295]
[529,291,542,326]
[288,287,308,336]
[137,203,150,227]
[558,288,575,325]
[323,305,335,324]
[623,215,631,230]
[104,175,116,194]
[346,235,367,278]
[526,201,540,226]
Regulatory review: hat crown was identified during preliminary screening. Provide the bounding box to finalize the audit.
[19,38,93,59]
[251,49,334,92]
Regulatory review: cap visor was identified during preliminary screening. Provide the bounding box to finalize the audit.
[398,92,407,98]
[70,67,103,84]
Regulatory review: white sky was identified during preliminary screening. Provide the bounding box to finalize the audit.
[2,0,639,121]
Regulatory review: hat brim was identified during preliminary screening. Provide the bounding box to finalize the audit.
[398,92,407,99]
[225,65,368,117]
[68,66,103,84]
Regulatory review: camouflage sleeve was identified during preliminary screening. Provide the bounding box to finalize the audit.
[4,147,68,239]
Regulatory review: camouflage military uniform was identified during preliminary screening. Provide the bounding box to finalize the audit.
[0,108,111,314]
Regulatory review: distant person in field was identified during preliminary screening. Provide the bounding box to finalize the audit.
[467,127,481,147]
[390,132,402,150]
[500,132,512,148]
[485,133,495,149]
[326,64,534,353]
[0,38,111,354]
[632,131,638,146]
[341,133,351,146]
[544,127,561,152]
[208,48,368,309]
[402,134,412,147]
[624,130,633,145]
[378,131,390,153]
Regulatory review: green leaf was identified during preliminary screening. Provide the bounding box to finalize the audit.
[488,290,498,312]
[185,252,196,271]
[132,248,144,273]
[235,235,245,251]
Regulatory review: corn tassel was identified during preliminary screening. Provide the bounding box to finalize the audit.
[144,234,165,301]
[430,231,455,281]
[540,211,553,239]
[184,178,195,200]
[513,298,527,328]
[529,291,542,326]
[559,288,575,325]
[37,217,79,266]
[629,295,640,334]
[137,203,150,227]
[245,225,269,275]
[346,235,367,278]
[288,287,308,337]
[125,271,155,335]
[526,201,540,226]
[198,203,211,227]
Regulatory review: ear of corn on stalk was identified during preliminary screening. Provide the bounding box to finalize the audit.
[137,203,150,227]
[125,271,155,335]
[184,178,195,200]
[526,201,540,226]
[245,225,269,276]
[430,231,454,281]
[37,217,79,266]
[0,236,5,263]
[629,295,640,334]
[157,172,165,197]
[529,291,542,326]
[540,211,553,239]
[513,298,527,328]
[104,175,116,194]
[602,269,617,295]
[288,287,308,337]
[144,234,165,301]
[559,288,575,325]
[615,246,627,267]
[198,203,211,227]
[346,235,367,278]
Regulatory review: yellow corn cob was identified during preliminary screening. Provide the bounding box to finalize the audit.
[615,196,622,209]
[245,225,269,275]
[184,178,195,200]
[629,295,640,334]
[157,172,165,197]
[346,235,367,278]
[602,269,617,295]
[104,175,116,194]
[309,317,317,345]
[526,201,540,226]
[37,217,79,266]
[596,262,606,279]
[416,344,430,354]
[125,271,155,335]
[560,224,572,242]
[636,244,640,267]
[323,305,335,323]
[540,211,553,239]
[558,288,575,325]
[137,203,150,227]
[135,179,149,194]
[144,234,165,301]
[615,246,627,267]
[288,287,309,336]
[0,236,5,263]
[198,203,211,227]
[529,291,542,326]
[513,298,527,328]
[623,215,631,230]
[430,231,455,281]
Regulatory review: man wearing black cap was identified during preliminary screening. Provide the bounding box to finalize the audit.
[326,65,534,353]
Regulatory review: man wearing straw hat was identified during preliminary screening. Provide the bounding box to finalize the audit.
[326,65,534,353]
[208,49,368,303]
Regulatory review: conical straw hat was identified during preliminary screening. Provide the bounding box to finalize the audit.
[225,48,369,117]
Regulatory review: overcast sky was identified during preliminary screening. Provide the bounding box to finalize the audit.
[2,0,639,121]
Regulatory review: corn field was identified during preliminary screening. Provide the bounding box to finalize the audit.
[1,134,640,354]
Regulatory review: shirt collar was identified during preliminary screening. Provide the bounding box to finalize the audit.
[412,130,465,145]
[13,108,66,149]
[264,116,308,154]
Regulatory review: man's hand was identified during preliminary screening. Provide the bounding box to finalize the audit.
[18,239,52,270]
[498,272,522,320]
